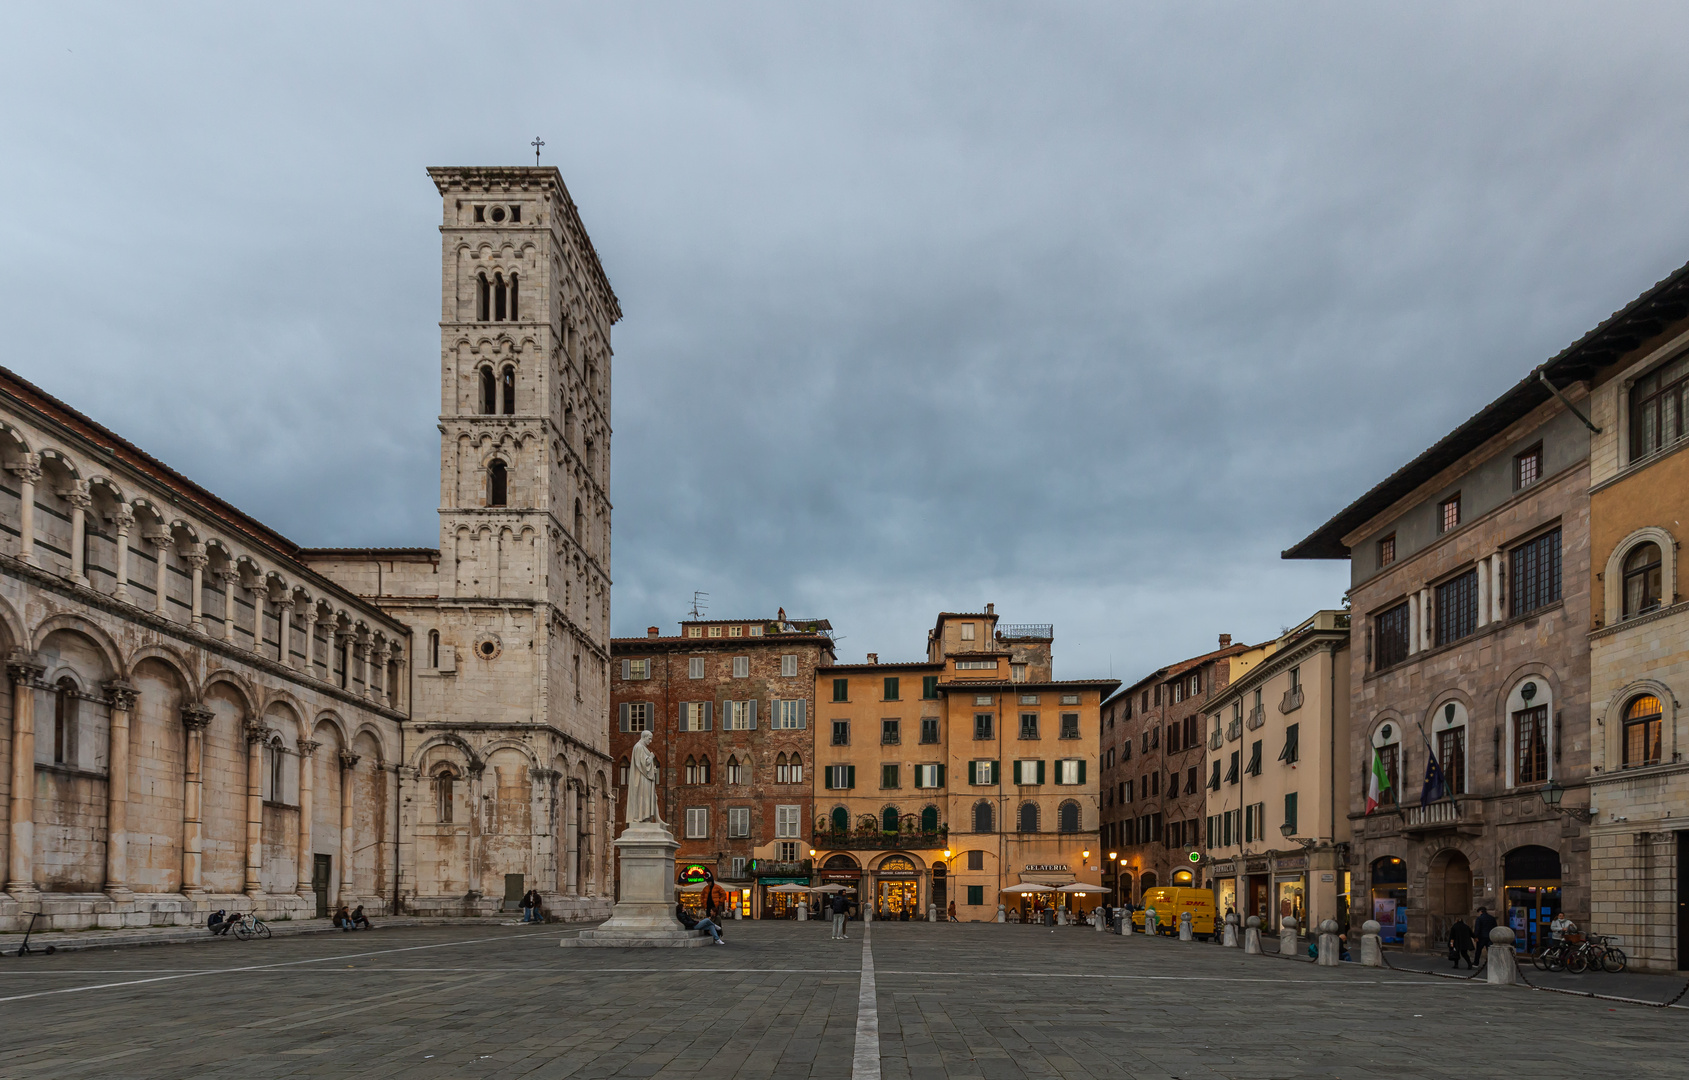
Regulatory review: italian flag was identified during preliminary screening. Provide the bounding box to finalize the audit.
[1366,749,1391,814]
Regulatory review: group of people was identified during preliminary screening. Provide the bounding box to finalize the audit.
[676,898,728,944]
[519,889,545,923]
[333,904,373,931]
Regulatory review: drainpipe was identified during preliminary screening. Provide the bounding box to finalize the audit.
[393,762,402,916]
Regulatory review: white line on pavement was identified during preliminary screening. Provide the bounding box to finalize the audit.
[853,924,879,1080]
[0,931,548,1003]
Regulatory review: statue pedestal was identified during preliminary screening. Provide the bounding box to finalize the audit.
[563,821,710,948]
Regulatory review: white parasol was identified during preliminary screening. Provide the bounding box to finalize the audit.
[767,883,812,893]
[811,883,854,893]
[1001,882,1054,893]
[677,881,747,893]
[1057,883,1102,893]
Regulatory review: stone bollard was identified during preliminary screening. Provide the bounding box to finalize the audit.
[1317,919,1341,966]
[1486,926,1521,985]
[1121,910,1133,935]
[1222,913,1239,947]
[1095,908,1105,932]
[863,903,872,924]
[1145,908,1160,936]
[734,902,743,921]
[996,903,1006,923]
[1244,915,1262,954]
[929,904,937,922]
[797,901,807,922]
[1359,920,1382,966]
[1279,916,1298,956]
[1179,911,1193,941]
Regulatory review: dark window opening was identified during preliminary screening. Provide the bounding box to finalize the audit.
[509,273,519,320]
[1622,541,1663,619]
[501,366,516,415]
[473,205,485,223]
[494,273,507,320]
[509,204,520,223]
[1017,801,1039,833]
[488,459,508,507]
[920,717,939,744]
[973,800,994,833]
[53,677,77,765]
[490,206,506,223]
[477,273,490,321]
[1514,705,1548,785]
[480,367,496,414]
[1511,528,1562,618]
[1435,569,1478,645]
[1376,601,1410,669]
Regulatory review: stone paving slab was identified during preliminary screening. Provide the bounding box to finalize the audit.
[0,920,1682,1078]
[0,914,560,954]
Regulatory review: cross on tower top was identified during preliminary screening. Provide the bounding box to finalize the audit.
[531,137,545,165]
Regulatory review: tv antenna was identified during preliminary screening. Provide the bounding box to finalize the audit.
[688,591,709,620]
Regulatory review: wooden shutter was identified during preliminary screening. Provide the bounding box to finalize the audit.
[796,699,806,729]
[1036,759,1046,785]
[619,702,630,732]
[1078,758,1086,785]
[846,764,856,789]
[990,760,1000,785]
[746,699,757,730]
[936,763,944,788]
[703,701,713,731]
[620,659,631,680]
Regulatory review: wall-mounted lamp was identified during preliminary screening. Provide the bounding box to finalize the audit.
[1538,780,1592,823]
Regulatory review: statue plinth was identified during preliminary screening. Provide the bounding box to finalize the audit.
[563,820,711,948]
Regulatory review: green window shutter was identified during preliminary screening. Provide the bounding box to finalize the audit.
[847,765,856,790]
[618,703,629,732]
[1078,759,1087,785]
[936,763,944,788]
[990,760,1000,785]
[923,675,938,699]
[1036,759,1046,785]
[834,678,848,702]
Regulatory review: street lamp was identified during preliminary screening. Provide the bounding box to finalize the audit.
[1538,780,1593,822]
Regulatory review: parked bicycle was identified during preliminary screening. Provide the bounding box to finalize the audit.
[229,913,272,940]
[1531,932,1627,974]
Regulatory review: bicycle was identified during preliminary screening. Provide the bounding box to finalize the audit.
[1583,933,1627,973]
[231,913,272,940]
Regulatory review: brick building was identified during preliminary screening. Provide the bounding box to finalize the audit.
[1099,636,1270,905]
[610,613,833,916]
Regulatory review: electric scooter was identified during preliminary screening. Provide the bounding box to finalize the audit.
[15,911,55,956]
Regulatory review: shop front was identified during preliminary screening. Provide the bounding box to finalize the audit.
[1274,855,1308,934]
[1245,859,1270,923]
[817,854,863,917]
[1209,860,1238,919]
[1371,855,1408,944]
[874,855,922,919]
[1504,845,1562,953]
[760,878,811,918]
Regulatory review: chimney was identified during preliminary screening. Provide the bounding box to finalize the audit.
[778,607,787,622]
[1219,633,1232,648]
[647,626,660,639]
[867,653,878,664]
[985,602,994,615]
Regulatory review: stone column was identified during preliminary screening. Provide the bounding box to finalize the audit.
[110,506,135,602]
[1407,594,1420,655]
[336,633,351,689]
[302,606,319,678]
[374,642,392,706]
[64,483,91,586]
[1476,559,1491,626]
[1420,589,1433,651]
[5,651,43,893]
[219,570,237,640]
[467,762,485,898]
[185,546,208,633]
[387,656,405,711]
[250,583,269,655]
[10,460,40,565]
[276,596,294,667]
[180,704,213,896]
[146,527,171,616]
[359,635,373,698]
[564,780,579,895]
[244,717,267,896]
[104,680,138,896]
[1491,552,1505,618]
[296,739,319,902]
[339,749,360,902]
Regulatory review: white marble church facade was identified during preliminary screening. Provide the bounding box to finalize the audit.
[0,164,619,931]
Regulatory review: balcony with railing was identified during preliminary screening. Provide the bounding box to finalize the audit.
[997,624,1054,641]
[1246,704,1266,730]
[815,814,948,851]
[1209,730,1223,750]
[751,859,814,878]
[1279,687,1304,714]
[1400,798,1482,835]
[1226,718,1242,742]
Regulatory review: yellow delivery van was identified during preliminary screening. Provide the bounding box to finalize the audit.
[1133,887,1216,937]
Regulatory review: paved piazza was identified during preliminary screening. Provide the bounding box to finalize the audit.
[0,922,1683,1079]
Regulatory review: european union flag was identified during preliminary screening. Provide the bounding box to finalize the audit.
[1421,751,1446,806]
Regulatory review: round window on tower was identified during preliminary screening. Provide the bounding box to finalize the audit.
[475,635,502,661]
[490,206,506,223]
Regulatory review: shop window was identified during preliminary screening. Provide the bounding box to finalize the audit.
[1623,694,1664,768]
[1622,542,1663,619]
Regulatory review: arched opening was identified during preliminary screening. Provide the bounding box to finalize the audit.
[1057,799,1080,834]
[1172,869,1194,886]
[1370,855,1408,943]
[876,855,918,919]
[493,273,507,321]
[1427,849,1472,946]
[501,366,515,415]
[728,755,745,785]
[488,460,507,507]
[52,676,79,765]
[573,498,585,542]
[824,853,857,870]
[1017,801,1039,833]
[1623,694,1665,767]
[268,738,285,803]
[1503,845,1562,953]
[508,273,519,320]
[972,800,994,833]
[787,754,802,784]
[433,766,457,824]
[428,629,440,669]
[480,368,496,414]
[1623,542,1663,618]
[881,805,900,833]
[773,753,787,783]
[920,804,939,832]
[477,273,490,321]
[830,805,849,835]
[1139,871,1158,899]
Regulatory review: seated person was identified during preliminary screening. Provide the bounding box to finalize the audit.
[207,909,233,935]
[351,905,372,929]
[334,904,353,931]
[674,902,724,944]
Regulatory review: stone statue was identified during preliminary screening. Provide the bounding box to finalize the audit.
[628,730,661,825]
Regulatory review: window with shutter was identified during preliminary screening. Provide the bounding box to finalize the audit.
[881,763,900,789]
[618,702,630,732]
[732,656,749,679]
[688,657,705,679]
[781,655,798,677]
[1246,740,1262,776]
[728,807,750,838]
[1278,723,1299,763]
[686,808,709,839]
[833,678,849,702]
[775,805,800,838]
[620,659,631,680]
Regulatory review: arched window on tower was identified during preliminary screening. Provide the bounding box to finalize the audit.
[573,498,585,541]
[269,738,285,803]
[494,273,508,321]
[501,366,516,415]
[480,368,496,415]
[428,629,440,669]
[53,677,77,765]
[509,273,519,320]
[477,273,490,321]
[488,459,508,507]
[434,766,457,824]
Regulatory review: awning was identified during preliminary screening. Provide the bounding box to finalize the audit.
[1001,883,1054,893]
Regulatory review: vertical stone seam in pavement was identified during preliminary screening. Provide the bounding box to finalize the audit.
[853,924,880,1080]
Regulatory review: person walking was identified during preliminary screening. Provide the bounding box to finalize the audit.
[519,889,539,923]
[1448,916,1476,969]
[1473,906,1498,955]
[947,900,957,923]
[831,891,850,941]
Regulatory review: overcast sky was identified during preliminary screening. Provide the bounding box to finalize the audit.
[3,4,1687,681]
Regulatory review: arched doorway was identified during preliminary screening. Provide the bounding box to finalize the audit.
[1427,849,1473,946]
[1139,871,1158,901]
[876,855,920,919]
[1370,856,1408,944]
[1504,845,1562,953]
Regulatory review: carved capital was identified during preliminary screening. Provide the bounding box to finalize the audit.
[242,717,269,743]
[7,460,41,484]
[104,680,139,712]
[6,648,44,686]
[109,505,136,533]
[183,545,209,570]
[61,483,92,510]
[297,738,321,757]
[338,748,361,770]
[180,704,214,731]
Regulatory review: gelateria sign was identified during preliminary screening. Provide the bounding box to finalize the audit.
[1023,864,1069,872]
